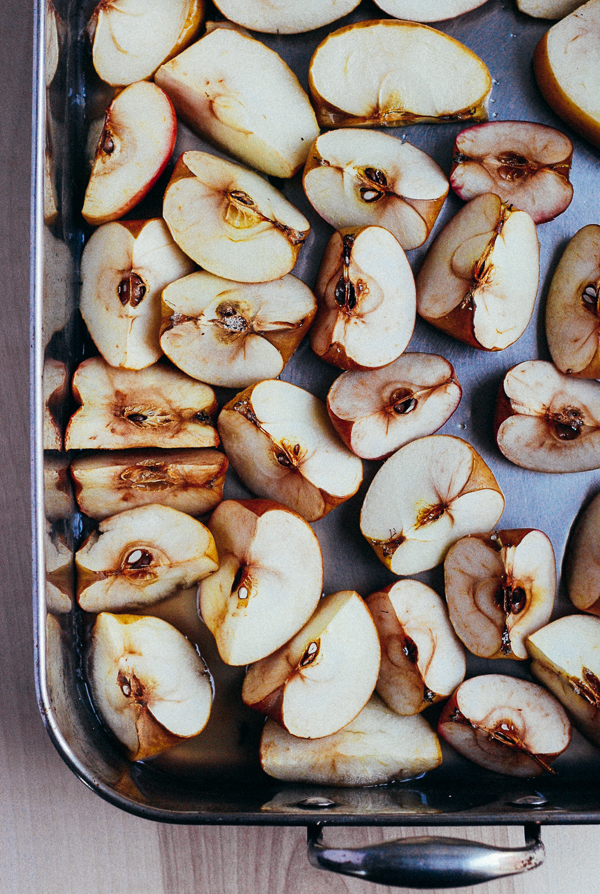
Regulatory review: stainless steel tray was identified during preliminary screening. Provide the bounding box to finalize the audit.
[31,0,600,888]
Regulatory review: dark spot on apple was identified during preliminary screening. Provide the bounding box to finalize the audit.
[194,411,210,423]
[342,233,355,266]
[232,565,245,592]
[551,407,584,440]
[416,503,445,527]
[334,276,357,310]
[276,451,292,467]
[229,189,254,206]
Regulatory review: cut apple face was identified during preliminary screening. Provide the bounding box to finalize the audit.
[303,129,449,251]
[545,225,600,378]
[373,0,490,20]
[260,694,442,786]
[327,352,461,460]
[88,612,213,761]
[218,380,363,522]
[417,193,540,351]
[310,226,416,371]
[308,20,492,129]
[534,1,600,149]
[444,529,556,660]
[566,491,600,615]
[198,500,323,666]
[527,615,600,749]
[495,360,600,473]
[438,674,571,776]
[360,435,504,576]
[163,151,310,283]
[155,28,319,179]
[450,121,573,224]
[71,448,227,519]
[242,590,381,739]
[82,82,177,227]
[88,0,204,87]
[366,580,465,716]
[80,219,195,371]
[66,358,219,451]
[76,503,218,612]
[160,271,316,388]
[211,0,361,33]
[518,0,587,17]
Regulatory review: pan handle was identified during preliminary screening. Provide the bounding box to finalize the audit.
[307,822,544,889]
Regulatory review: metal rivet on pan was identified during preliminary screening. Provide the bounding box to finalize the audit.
[509,795,548,808]
[296,797,337,809]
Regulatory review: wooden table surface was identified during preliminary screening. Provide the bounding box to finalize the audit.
[2,2,599,892]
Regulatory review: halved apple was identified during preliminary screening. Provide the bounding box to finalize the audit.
[242,590,380,739]
[198,499,323,666]
[211,0,361,33]
[373,0,490,20]
[565,491,600,615]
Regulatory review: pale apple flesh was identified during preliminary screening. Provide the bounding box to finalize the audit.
[373,0,490,20]
[518,0,588,16]
[211,0,361,33]
[566,491,600,615]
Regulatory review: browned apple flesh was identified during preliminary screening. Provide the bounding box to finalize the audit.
[366,580,465,715]
[43,358,67,451]
[545,225,600,377]
[566,491,600,615]
[310,226,416,370]
[71,449,228,519]
[450,121,573,223]
[495,360,600,472]
[444,529,556,660]
[417,193,540,350]
[327,352,461,460]
[438,674,572,776]
[65,358,219,451]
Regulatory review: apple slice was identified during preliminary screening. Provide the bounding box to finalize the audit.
[327,352,461,460]
[444,529,556,660]
[198,500,323,666]
[438,674,571,776]
[155,28,319,179]
[416,193,540,351]
[495,360,600,473]
[545,225,600,377]
[366,580,465,716]
[372,0,490,20]
[88,0,204,87]
[309,20,492,129]
[65,358,219,451]
[527,615,600,748]
[80,219,195,370]
[71,449,228,519]
[43,358,67,451]
[566,491,600,615]
[534,1,600,148]
[211,0,361,33]
[218,379,363,522]
[88,612,213,760]
[45,522,72,615]
[160,271,316,388]
[518,0,588,16]
[360,435,504,576]
[76,503,218,612]
[44,454,73,522]
[82,82,177,227]
[163,151,310,283]
[450,121,573,224]
[260,694,442,786]
[303,129,449,251]
[310,226,416,371]
[242,590,380,739]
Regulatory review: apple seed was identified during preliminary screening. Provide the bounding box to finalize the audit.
[225,189,307,246]
[117,273,147,308]
[299,640,319,667]
[100,127,115,155]
[117,669,145,703]
[582,284,599,313]
[120,462,176,491]
[550,406,584,441]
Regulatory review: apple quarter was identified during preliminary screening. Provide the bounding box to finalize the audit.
[211,0,362,33]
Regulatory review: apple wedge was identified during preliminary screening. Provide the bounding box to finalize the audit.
[566,491,600,615]
[527,615,600,748]
[360,435,504,576]
[211,0,361,33]
[366,580,465,716]
[155,28,319,179]
[450,121,573,224]
[160,271,316,388]
[198,500,323,666]
[416,193,540,351]
[242,590,380,739]
[327,352,461,460]
[88,0,204,87]
[260,694,442,786]
[309,20,492,129]
[373,0,490,20]
[438,674,571,776]
[82,82,177,227]
[44,454,73,522]
[65,358,219,451]
[218,380,363,522]
[163,151,310,283]
[545,225,600,377]
[43,358,67,451]
[444,529,556,660]
[76,503,218,612]
[71,449,228,519]
[88,612,213,761]
[495,360,600,472]
[310,226,416,371]
[45,522,72,615]
[80,219,195,370]
[518,0,588,16]
[303,129,449,251]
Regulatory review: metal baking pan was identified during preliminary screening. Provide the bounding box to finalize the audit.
[31,0,600,888]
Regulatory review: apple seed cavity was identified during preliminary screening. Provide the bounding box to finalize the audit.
[118,272,147,308]
[226,189,306,247]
